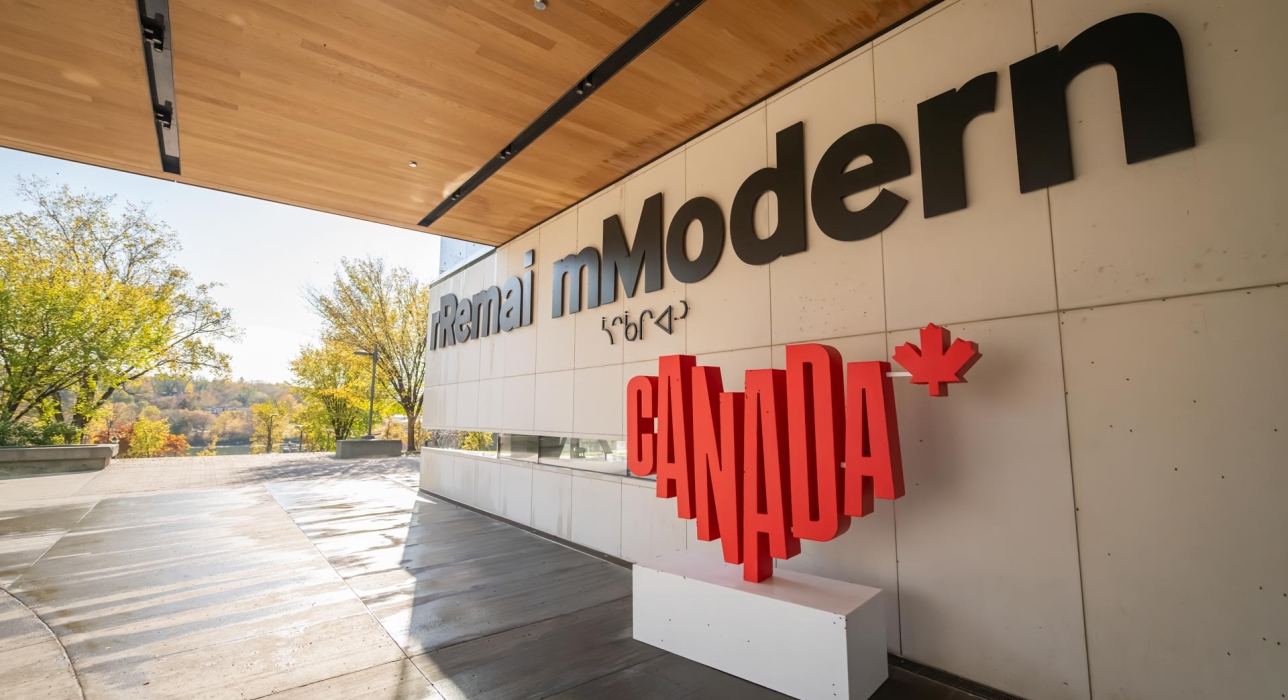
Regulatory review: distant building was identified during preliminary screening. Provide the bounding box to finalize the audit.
[209,406,249,416]
[438,238,490,276]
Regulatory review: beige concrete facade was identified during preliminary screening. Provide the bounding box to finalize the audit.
[422,0,1288,697]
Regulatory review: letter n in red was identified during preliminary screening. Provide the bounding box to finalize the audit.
[657,355,696,519]
[692,365,743,565]
[742,369,800,582]
[844,361,904,518]
[626,375,658,477]
[786,344,850,542]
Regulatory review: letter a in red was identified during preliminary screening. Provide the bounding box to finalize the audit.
[657,355,697,519]
[691,366,743,565]
[786,344,850,542]
[844,361,904,517]
[742,369,800,582]
[626,375,658,477]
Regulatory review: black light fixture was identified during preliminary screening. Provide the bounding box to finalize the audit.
[135,0,181,174]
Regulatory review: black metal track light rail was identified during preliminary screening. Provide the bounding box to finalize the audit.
[136,0,181,174]
[418,0,707,228]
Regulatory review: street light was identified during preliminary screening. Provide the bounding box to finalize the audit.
[354,347,379,439]
[292,424,305,453]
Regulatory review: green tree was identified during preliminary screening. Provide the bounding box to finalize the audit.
[210,409,252,444]
[251,400,294,454]
[306,258,430,450]
[129,417,170,458]
[0,178,239,434]
[0,233,168,424]
[290,342,372,450]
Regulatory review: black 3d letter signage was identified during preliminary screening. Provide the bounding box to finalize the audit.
[430,252,534,351]
[431,13,1195,351]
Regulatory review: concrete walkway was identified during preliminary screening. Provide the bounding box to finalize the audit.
[0,454,981,700]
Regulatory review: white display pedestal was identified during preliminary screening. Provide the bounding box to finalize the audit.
[633,551,888,700]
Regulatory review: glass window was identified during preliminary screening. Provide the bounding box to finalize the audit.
[425,430,498,458]
[537,437,630,477]
[500,433,540,462]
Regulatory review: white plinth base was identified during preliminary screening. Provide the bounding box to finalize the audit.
[633,552,888,700]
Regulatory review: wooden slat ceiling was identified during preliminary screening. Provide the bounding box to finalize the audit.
[432,0,933,241]
[0,0,932,246]
[0,0,160,174]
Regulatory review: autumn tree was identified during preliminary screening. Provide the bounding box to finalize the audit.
[0,225,168,424]
[0,178,238,434]
[306,258,429,450]
[210,410,252,444]
[251,400,295,454]
[290,342,373,451]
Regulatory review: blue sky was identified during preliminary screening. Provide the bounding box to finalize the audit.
[0,147,448,383]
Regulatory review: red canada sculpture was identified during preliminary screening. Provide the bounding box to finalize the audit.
[627,324,980,582]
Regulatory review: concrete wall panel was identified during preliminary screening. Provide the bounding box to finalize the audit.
[574,187,626,370]
[620,479,687,564]
[1062,286,1288,700]
[476,377,504,433]
[536,213,579,374]
[533,370,574,436]
[1035,0,1288,309]
[877,0,1057,331]
[766,50,885,344]
[499,462,533,527]
[530,467,573,540]
[889,313,1089,700]
[571,474,623,558]
[500,375,535,433]
[683,107,772,356]
[573,364,624,439]
[622,151,688,363]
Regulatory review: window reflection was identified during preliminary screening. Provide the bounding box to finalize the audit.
[432,431,650,480]
[425,430,498,458]
[537,437,628,476]
[500,433,539,461]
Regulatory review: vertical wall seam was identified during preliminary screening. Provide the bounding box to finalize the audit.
[871,40,903,658]
[1027,0,1095,696]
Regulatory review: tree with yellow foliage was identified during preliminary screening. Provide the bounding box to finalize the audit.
[290,340,390,451]
[251,400,295,454]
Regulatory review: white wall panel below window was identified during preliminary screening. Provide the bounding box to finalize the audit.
[472,458,501,515]
[499,463,533,527]
[571,474,623,558]
[620,480,686,564]
[530,467,573,541]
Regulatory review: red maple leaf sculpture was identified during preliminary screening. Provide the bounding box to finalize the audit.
[893,324,982,397]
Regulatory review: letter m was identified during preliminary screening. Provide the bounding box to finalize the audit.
[551,248,602,318]
[600,193,664,304]
[1010,13,1195,193]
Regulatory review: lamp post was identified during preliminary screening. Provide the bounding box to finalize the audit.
[292,424,305,453]
[354,347,378,439]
